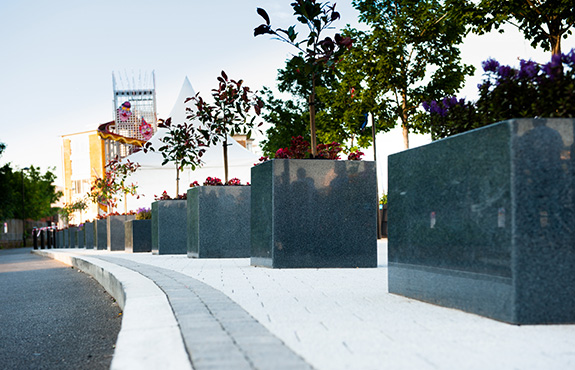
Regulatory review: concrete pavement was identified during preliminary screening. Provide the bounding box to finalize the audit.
[35,241,575,370]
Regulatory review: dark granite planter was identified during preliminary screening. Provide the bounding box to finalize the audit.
[125,219,152,253]
[187,186,251,258]
[57,230,63,248]
[69,227,77,248]
[77,227,85,248]
[152,200,187,255]
[95,219,108,250]
[107,215,136,251]
[84,221,95,249]
[61,229,68,248]
[251,159,378,268]
[388,118,575,325]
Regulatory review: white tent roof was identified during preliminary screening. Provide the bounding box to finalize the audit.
[121,77,259,209]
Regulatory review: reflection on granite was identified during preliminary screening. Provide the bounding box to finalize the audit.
[389,118,575,324]
[187,186,250,258]
[107,215,136,251]
[151,200,187,255]
[251,159,378,268]
[125,219,152,253]
[95,219,107,250]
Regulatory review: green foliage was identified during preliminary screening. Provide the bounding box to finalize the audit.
[259,87,310,157]
[424,51,575,139]
[87,158,140,212]
[466,0,575,55]
[0,165,62,221]
[255,1,353,156]
[150,119,207,171]
[59,199,88,223]
[348,0,474,147]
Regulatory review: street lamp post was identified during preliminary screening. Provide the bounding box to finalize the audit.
[21,167,29,247]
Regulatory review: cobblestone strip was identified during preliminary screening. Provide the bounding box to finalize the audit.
[99,257,314,370]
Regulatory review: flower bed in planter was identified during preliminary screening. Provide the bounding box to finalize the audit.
[107,214,136,251]
[251,159,378,268]
[125,219,152,253]
[187,185,250,258]
[152,200,187,255]
[388,118,575,324]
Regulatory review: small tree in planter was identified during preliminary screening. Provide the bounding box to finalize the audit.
[87,157,140,216]
[144,119,208,196]
[188,71,263,183]
[254,0,352,157]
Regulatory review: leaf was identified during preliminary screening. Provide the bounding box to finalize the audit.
[254,24,273,37]
[221,70,228,81]
[256,8,270,25]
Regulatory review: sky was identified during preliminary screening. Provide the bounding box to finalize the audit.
[0,0,572,189]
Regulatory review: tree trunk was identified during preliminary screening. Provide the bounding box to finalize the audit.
[547,19,562,56]
[175,164,180,196]
[401,89,409,149]
[309,76,318,157]
[223,135,229,183]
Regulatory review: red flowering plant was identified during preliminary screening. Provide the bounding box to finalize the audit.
[154,190,187,200]
[270,136,360,161]
[203,177,224,186]
[347,150,364,161]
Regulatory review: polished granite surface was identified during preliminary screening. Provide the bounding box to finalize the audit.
[152,200,187,255]
[251,159,378,268]
[107,215,135,251]
[187,186,250,258]
[389,118,575,324]
[125,219,152,253]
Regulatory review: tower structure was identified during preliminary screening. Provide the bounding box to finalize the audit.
[100,71,158,162]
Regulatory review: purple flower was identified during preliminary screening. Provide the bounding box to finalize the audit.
[429,100,447,117]
[442,96,458,109]
[482,58,500,73]
[518,59,539,79]
[542,53,563,80]
[569,49,575,65]
[497,65,514,79]
[422,101,430,112]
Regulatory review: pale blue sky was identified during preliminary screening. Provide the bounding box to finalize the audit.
[0,0,569,186]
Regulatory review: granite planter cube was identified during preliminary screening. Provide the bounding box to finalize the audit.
[388,118,575,325]
[125,219,152,253]
[152,200,187,255]
[84,221,95,249]
[77,227,85,248]
[69,227,77,248]
[57,230,63,248]
[95,219,108,250]
[107,215,136,251]
[251,159,378,268]
[187,186,251,258]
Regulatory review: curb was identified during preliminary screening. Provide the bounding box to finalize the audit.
[33,249,192,370]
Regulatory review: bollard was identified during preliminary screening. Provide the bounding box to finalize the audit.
[40,229,45,249]
[32,228,38,249]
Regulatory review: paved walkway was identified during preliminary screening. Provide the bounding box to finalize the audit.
[35,241,575,370]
